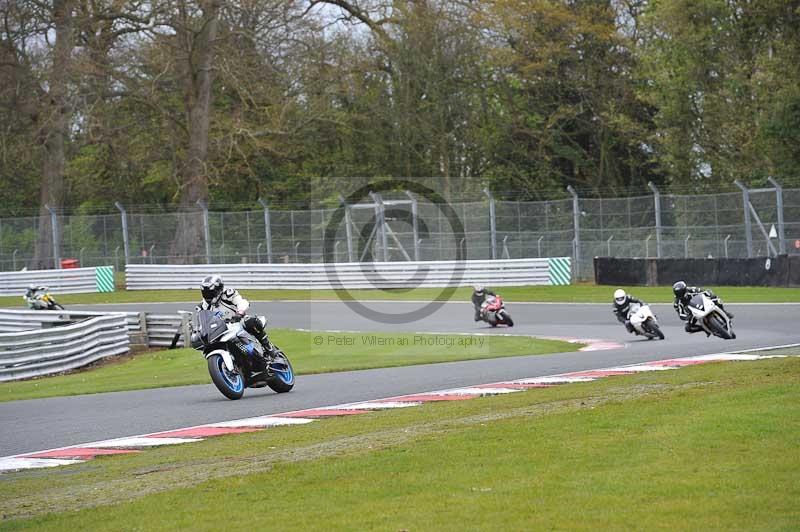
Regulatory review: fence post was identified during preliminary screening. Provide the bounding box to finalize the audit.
[257,198,273,263]
[684,234,691,258]
[483,188,497,260]
[195,200,211,264]
[369,192,389,262]
[138,312,149,346]
[566,186,580,280]
[179,311,192,348]
[733,180,753,258]
[647,182,663,258]
[114,201,130,266]
[537,235,544,258]
[338,195,355,262]
[607,235,614,256]
[405,190,420,261]
[724,234,731,258]
[767,177,786,255]
[501,235,510,259]
[44,204,60,269]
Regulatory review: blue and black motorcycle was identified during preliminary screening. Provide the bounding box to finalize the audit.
[192,310,294,400]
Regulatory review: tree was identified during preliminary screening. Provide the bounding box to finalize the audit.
[480,0,656,198]
[638,0,800,187]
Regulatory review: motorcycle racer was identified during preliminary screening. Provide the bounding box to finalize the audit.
[612,289,644,334]
[471,284,496,322]
[198,274,281,360]
[24,285,64,310]
[672,280,733,334]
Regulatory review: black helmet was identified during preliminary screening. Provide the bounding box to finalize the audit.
[672,281,687,298]
[201,274,224,304]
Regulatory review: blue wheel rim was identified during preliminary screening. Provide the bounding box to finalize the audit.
[270,355,294,385]
[217,356,243,392]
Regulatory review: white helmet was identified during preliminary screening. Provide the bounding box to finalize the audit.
[613,289,627,305]
[473,284,484,294]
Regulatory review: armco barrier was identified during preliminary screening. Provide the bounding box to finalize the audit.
[126,258,572,290]
[0,309,191,348]
[0,314,130,381]
[0,266,116,296]
[594,256,800,287]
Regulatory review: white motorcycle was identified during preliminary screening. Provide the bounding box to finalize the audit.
[687,292,736,340]
[627,302,665,340]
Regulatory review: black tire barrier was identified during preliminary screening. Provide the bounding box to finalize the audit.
[594,255,800,287]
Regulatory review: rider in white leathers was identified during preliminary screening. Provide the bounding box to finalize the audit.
[197,274,281,360]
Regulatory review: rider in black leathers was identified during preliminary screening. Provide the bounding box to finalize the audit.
[672,280,733,334]
[472,284,496,322]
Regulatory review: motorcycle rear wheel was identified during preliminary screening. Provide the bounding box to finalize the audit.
[208,354,245,400]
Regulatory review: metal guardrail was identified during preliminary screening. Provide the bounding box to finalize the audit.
[0,314,130,381]
[145,313,192,347]
[0,309,192,348]
[0,266,114,296]
[126,258,572,290]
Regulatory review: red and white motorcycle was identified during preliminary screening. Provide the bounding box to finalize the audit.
[479,295,514,327]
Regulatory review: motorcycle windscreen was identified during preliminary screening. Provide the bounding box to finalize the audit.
[196,310,228,344]
[689,294,705,310]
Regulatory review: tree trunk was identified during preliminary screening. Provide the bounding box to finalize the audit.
[31,0,73,270]
[171,0,221,264]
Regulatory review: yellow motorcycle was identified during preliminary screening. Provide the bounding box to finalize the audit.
[24,285,65,310]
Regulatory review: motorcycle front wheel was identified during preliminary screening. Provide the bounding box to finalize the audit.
[499,310,514,327]
[645,318,665,340]
[267,352,295,393]
[208,354,245,400]
[707,314,733,340]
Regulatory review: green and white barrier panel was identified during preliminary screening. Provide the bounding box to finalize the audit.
[548,257,572,285]
[95,266,115,292]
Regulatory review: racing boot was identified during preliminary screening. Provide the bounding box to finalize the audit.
[257,334,282,363]
[685,321,708,336]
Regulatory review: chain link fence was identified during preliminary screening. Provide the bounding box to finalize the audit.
[1,184,797,281]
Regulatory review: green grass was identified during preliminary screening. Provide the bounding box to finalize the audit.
[2,283,800,307]
[1,356,797,529]
[0,329,575,402]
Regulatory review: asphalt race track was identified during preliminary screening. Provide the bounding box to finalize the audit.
[2,300,799,456]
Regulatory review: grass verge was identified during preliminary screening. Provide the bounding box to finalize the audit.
[0,356,797,529]
[2,284,800,307]
[0,330,575,402]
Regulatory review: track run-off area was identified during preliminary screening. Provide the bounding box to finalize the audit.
[1,299,799,460]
